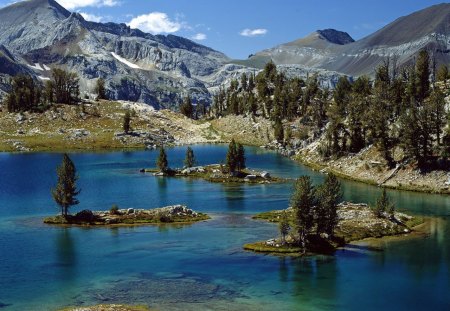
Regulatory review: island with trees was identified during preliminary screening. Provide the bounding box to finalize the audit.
[142,140,286,184]
[44,154,209,226]
[244,173,425,255]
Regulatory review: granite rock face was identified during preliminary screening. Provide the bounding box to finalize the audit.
[0,0,232,108]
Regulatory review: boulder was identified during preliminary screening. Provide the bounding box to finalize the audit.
[75,209,95,222]
[127,208,134,215]
[261,171,271,179]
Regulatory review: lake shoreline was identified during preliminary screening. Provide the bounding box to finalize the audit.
[244,203,429,256]
[43,205,210,227]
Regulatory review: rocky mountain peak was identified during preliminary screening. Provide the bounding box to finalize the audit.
[316,29,355,45]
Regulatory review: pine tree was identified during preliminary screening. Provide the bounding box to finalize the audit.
[157,147,168,172]
[184,147,196,168]
[274,118,284,143]
[279,211,291,244]
[415,50,431,103]
[437,64,449,84]
[123,111,131,134]
[316,173,342,236]
[51,154,80,217]
[226,139,238,174]
[290,176,316,252]
[237,143,246,172]
[95,78,107,100]
[373,188,394,218]
[180,96,194,118]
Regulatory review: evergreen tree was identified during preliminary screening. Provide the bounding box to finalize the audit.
[226,139,238,174]
[123,110,131,134]
[429,88,446,145]
[157,146,169,172]
[51,154,80,217]
[184,147,196,168]
[95,78,107,100]
[279,211,291,244]
[437,64,449,84]
[316,173,342,236]
[5,75,41,112]
[180,96,194,118]
[290,176,316,252]
[373,188,394,218]
[274,118,284,143]
[236,143,246,172]
[415,50,431,103]
[51,68,79,104]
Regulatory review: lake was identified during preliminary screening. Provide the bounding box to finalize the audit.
[0,145,449,310]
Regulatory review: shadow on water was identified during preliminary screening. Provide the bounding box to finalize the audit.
[54,228,77,281]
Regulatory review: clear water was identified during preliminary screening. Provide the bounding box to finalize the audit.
[0,145,449,311]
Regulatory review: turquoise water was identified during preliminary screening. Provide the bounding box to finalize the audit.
[0,145,449,310]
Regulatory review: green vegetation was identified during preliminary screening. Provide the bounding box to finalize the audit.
[47,68,79,105]
[156,146,168,172]
[123,110,131,134]
[184,146,196,168]
[225,139,246,174]
[373,188,395,218]
[44,206,210,226]
[180,95,194,118]
[95,78,107,100]
[214,50,449,170]
[5,75,42,113]
[51,154,80,217]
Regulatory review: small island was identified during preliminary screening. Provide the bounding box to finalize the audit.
[59,305,150,311]
[143,140,285,184]
[244,174,426,256]
[44,205,209,226]
[143,164,283,184]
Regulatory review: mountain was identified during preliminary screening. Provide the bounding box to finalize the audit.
[0,0,251,108]
[0,1,449,107]
[242,3,450,77]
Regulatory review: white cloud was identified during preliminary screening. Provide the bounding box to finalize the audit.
[56,0,119,10]
[127,12,181,34]
[191,33,206,41]
[239,28,268,37]
[80,12,104,22]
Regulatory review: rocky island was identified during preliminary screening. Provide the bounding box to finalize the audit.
[143,164,284,184]
[44,205,209,226]
[245,202,425,255]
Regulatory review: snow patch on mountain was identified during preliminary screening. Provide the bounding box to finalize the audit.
[111,52,142,69]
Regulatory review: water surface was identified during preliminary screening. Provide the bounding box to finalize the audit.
[0,145,449,310]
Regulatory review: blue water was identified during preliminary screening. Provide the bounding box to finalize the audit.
[0,145,449,310]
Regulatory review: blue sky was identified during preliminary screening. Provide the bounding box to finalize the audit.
[2,0,447,58]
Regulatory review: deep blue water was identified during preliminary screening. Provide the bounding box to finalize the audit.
[0,145,449,310]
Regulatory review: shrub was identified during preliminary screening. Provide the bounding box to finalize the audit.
[110,204,119,215]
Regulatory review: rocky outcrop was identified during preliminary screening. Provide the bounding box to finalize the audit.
[0,0,230,108]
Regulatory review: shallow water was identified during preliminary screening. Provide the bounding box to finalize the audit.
[0,145,449,310]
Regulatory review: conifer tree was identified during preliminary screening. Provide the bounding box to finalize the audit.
[279,211,291,244]
[123,110,131,134]
[180,96,194,118]
[316,173,342,236]
[226,139,238,174]
[415,50,431,103]
[373,188,394,218]
[184,147,196,168]
[157,146,169,172]
[95,78,107,100]
[51,154,80,217]
[290,176,315,252]
[237,143,246,172]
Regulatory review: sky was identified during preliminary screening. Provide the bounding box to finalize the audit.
[1,0,447,59]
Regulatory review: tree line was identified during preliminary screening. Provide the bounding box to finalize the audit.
[211,50,449,168]
[4,69,107,113]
